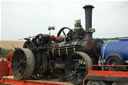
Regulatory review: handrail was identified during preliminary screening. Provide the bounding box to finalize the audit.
[91,65,128,67]
[90,65,128,71]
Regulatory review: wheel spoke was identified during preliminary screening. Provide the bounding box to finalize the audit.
[19,56,26,65]
[22,56,26,64]
[12,63,19,66]
[14,67,22,76]
[22,61,26,64]
[20,67,25,74]
[20,55,26,60]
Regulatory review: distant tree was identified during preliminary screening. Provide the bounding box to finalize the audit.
[0,49,14,58]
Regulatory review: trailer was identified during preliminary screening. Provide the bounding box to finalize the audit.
[0,60,73,85]
[0,77,73,85]
[83,65,128,85]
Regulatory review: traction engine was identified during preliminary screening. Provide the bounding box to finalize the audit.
[11,5,103,84]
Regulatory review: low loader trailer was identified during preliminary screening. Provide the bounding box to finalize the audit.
[0,60,73,85]
[83,65,128,85]
[0,77,73,85]
[1,61,128,85]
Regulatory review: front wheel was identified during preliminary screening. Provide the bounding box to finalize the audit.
[11,48,35,80]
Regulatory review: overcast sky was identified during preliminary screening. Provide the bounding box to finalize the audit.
[1,0,128,41]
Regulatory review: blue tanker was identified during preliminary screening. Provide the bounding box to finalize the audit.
[101,39,128,65]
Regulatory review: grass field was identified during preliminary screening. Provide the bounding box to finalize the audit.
[0,40,24,50]
[0,41,24,58]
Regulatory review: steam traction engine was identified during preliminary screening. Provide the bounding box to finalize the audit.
[11,5,103,84]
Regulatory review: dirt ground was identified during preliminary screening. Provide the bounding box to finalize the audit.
[0,40,24,50]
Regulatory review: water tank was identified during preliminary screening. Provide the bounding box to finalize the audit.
[101,39,128,60]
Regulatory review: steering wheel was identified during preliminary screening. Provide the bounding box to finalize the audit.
[57,27,73,41]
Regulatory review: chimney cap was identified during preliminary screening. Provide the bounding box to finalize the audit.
[83,5,94,9]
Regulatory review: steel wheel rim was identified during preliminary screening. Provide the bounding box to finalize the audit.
[11,49,26,79]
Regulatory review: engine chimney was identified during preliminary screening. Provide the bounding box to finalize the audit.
[83,5,95,40]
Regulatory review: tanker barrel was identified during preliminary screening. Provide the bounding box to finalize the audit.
[83,5,94,32]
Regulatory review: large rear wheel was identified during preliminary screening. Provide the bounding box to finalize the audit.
[65,52,92,84]
[11,48,35,80]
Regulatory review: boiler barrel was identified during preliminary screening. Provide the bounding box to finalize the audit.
[101,39,128,60]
